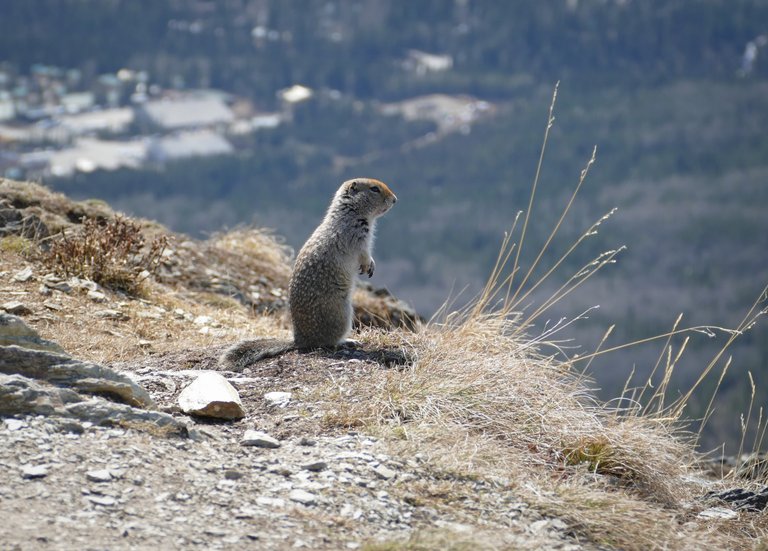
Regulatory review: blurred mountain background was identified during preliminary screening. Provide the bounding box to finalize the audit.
[1,0,766,451]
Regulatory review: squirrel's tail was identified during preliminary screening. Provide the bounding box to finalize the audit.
[219,338,295,372]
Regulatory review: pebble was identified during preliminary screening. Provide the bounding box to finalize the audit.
[289,489,318,506]
[264,391,292,407]
[87,290,108,303]
[302,461,328,472]
[21,465,49,479]
[86,469,113,483]
[87,495,117,506]
[256,496,285,508]
[241,430,281,449]
[95,309,128,321]
[373,465,397,480]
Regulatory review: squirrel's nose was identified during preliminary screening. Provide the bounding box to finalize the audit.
[392,195,398,204]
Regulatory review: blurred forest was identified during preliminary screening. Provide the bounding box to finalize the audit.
[2,0,767,452]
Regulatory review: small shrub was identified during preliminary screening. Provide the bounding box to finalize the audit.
[44,216,168,294]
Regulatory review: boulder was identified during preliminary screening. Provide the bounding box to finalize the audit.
[0,313,65,353]
[0,345,153,408]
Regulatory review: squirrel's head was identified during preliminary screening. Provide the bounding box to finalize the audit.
[337,178,397,217]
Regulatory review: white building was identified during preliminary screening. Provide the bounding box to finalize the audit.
[138,96,234,130]
[404,50,454,75]
[59,107,134,135]
[148,130,233,162]
[21,137,148,178]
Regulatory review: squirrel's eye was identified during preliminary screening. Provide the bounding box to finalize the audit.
[370,185,381,193]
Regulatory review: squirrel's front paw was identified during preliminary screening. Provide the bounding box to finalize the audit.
[359,258,375,278]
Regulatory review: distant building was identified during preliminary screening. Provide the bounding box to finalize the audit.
[381,94,492,133]
[59,107,134,135]
[21,137,147,178]
[49,137,147,176]
[278,85,313,104]
[0,93,15,121]
[404,50,453,75]
[60,92,95,114]
[147,130,233,162]
[137,96,235,130]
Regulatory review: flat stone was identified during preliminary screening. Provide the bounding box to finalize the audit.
[68,277,98,292]
[0,313,66,353]
[178,372,245,420]
[42,275,71,293]
[4,418,25,431]
[87,290,108,303]
[12,266,33,282]
[289,489,317,506]
[2,301,32,316]
[95,309,128,321]
[264,391,292,407]
[241,430,280,448]
[86,469,113,483]
[21,465,49,479]
[303,461,328,472]
[0,346,153,408]
[255,496,285,508]
[373,465,397,480]
[87,495,117,506]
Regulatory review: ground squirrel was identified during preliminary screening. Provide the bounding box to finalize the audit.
[220,178,397,371]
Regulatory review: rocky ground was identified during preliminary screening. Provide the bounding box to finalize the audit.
[1,179,766,550]
[0,312,598,551]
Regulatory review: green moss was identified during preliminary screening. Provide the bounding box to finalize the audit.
[0,235,34,255]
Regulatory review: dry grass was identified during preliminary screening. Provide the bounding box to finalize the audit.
[205,227,293,289]
[313,85,768,550]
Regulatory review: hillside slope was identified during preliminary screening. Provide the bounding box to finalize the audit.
[0,180,765,550]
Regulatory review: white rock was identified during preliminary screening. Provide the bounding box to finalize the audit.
[4,419,25,431]
[21,465,49,479]
[289,489,317,506]
[193,315,213,326]
[241,430,280,448]
[256,496,285,508]
[178,372,245,420]
[87,495,117,506]
[264,391,292,407]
